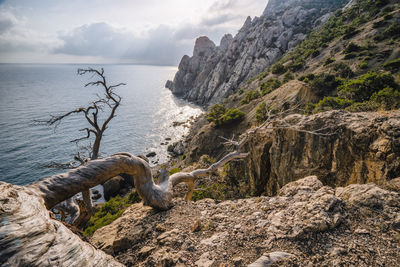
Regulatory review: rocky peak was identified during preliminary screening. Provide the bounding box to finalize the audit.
[219,34,233,51]
[193,36,216,58]
[167,0,349,106]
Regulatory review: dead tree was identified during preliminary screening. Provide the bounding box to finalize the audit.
[38,67,125,221]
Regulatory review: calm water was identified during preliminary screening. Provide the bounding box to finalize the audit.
[0,64,202,185]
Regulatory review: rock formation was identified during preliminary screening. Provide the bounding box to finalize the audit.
[188,110,400,197]
[166,0,349,106]
[91,176,400,266]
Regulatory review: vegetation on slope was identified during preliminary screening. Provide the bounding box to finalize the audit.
[84,191,141,236]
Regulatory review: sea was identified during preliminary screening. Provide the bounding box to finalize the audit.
[0,64,203,186]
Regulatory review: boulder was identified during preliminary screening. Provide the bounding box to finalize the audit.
[103,176,127,200]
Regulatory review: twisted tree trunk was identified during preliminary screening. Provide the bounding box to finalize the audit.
[0,152,247,266]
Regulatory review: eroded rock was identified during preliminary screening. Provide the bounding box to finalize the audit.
[90,177,400,266]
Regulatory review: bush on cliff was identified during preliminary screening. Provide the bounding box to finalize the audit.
[310,73,342,96]
[207,104,226,125]
[271,63,287,75]
[309,71,400,113]
[84,190,141,236]
[260,78,281,95]
[241,90,260,104]
[338,71,398,102]
[207,104,245,126]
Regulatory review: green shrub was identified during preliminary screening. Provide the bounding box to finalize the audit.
[287,60,304,72]
[313,97,354,113]
[344,52,358,60]
[343,26,360,39]
[221,109,245,125]
[255,102,268,124]
[258,69,270,81]
[310,73,341,97]
[169,168,181,175]
[260,78,281,96]
[383,57,400,72]
[283,71,294,83]
[345,42,362,54]
[238,89,244,95]
[382,6,394,13]
[199,155,216,165]
[192,183,230,202]
[208,104,245,126]
[384,14,393,20]
[207,104,226,125]
[370,87,400,109]
[241,90,261,104]
[345,101,380,112]
[84,191,141,236]
[324,57,335,66]
[312,50,320,58]
[338,71,398,102]
[333,63,354,78]
[374,24,400,42]
[360,62,368,69]
[305,103,317,114]
[271,63,287,75]
[298,73,315,83]
[373,20,387,28]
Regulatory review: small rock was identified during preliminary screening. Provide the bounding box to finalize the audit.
[155,224,166,232]
[354,228,370,235]
[200,232,228,247]
[192,218,202,232]
[165,137,171,141]
[233,257,244,266]
[138,246,155,258]
[195,252,214,267]
[248,251,295,267]
[330,247,346,256]
[91,189,99,194]
[146,152,157,158]
[91,193,101,200]
[157,229,180,245]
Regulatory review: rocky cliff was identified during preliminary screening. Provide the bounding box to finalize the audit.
[166,0,349,106]
[91,176,400,266]
[186,109,400,198]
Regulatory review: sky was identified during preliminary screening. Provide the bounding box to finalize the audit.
[0,0,267,65]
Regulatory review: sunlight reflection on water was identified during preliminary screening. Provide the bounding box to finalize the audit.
[0,64,203,185]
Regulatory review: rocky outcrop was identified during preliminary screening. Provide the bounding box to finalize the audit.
[167,0,349,105]
[187,110,400,197]
[91,176,400,266]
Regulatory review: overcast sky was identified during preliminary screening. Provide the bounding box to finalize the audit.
[0,0,267,65]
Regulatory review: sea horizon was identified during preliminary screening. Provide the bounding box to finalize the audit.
[0,64,202,186]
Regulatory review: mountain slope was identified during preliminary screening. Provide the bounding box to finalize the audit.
[166,0,348,106]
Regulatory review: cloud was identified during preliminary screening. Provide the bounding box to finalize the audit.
[53,20,235,65]
[0,11,60,53]
[0,0,268,64]
[0,11,17,34]
[54,22,186,65]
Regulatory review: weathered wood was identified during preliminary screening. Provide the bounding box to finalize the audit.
[0,183,123,267]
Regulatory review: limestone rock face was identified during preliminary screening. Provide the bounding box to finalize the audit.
[189,110,400,197]
[167,0,349,106]
[90,177,400,266]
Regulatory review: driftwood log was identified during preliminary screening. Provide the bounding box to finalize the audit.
[0,152,247,266]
